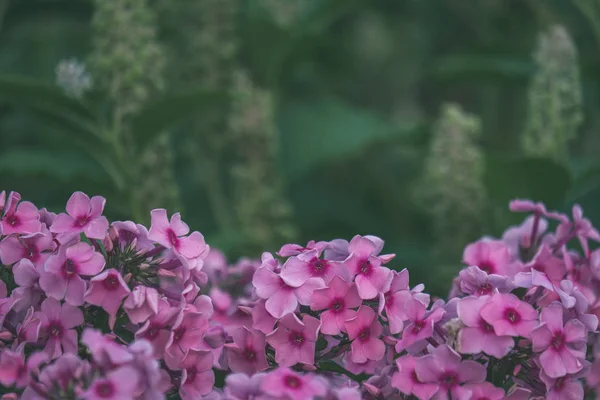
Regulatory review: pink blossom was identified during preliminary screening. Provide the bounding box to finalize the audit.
[391,355,439,399]
[111,220,155,252]
[457,296,514,358]
[1,192,41,235]
[397,298,445,350]
[223,372,266,400]
[178,350,215,399]
[83,366,139,400]
[0,350,47,388]
[509,199,549,215]
[164,311,209,369]
[458,266,512,297]
[344,235,393,299]
[123,285,160,324]
[310,276,362,335]
[531,303,586,378]
[251,299,277,334]
[278,240,328,257]
[11,259,44,312]
[148,209,209,270]
[414,345,486,400]
[81,329,133,366]
[135,299,182,359]
[378,269,417,334]
[539,371,585,400]
[514,245,566,291]
[344,306,386,363]
[15,307,42,345]
[480,293,538,338]
[252,266,324,319]
[225,327,268,374]
[463,239,519,277]
[260,368,327,400]
[280,249,348,286]
[462,382,505,400]
[84,269,130,328]
[502,215,548,254]
[50,191,109,241]
[39,242,105,306]
[266,313,320,366]
[0,230,53,267]
[36,298,84,359]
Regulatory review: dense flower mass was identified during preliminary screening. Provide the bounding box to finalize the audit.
[0,192,599,399]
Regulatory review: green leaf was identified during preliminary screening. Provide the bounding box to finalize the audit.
[483,155,573,209]
[278,96,419,178]
[130,90,227,153]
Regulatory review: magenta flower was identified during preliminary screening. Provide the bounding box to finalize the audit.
[84,269,130,329]
[480,293,538,338]
[397,298,445,350]
[414,345,486,400]
[378,269,415,334]
[280,249,348,286]
[178,350,215,399]
[50,191,109,241]
[266,313,321,366]
[0,230,53,267]
[225,327,268,374]
[40,242,105,306]
[457,296,514,358]
[123,285,160,324]
[531,303,586,378]
[462,382,505,400]
[83,366,139,400]
[135,299,182,359]
[11,259,44,312]
[463,239,519,277]
[0,350,47,388]
[260,368,327,400]
[164,311,209,369]
[391,355,439,400]
[344,306,386,363]
[36,298,84,359]
[344,235,393,300]
[148,209,208,270]
[0,192,41,235]
[252,266,325,319]
[310,276,361,335]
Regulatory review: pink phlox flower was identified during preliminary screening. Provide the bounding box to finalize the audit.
[463,239,520,277]
[558,280,599,331]
[35,298,83,359]
[514,245,566,291]
[1,192,41,235]
[457,296,514,358]
[462,382,505,400]
[0,348,47,388]
[280,248,349,287]
[224,327,268,374]
[458,266,512,297]
[148,209,209,271]
[123,285,160,324]
[84,366,139,400]
[344,235,393,300]
[378,269,415,334]
[260,367,327,400]
[50,191,109,242]
[38,208,56,228]
[509,199,549,215]
[278,240,329,257]
[0,229,54,267]
[164,310,209,369]
[266,313,320,367]
[571,204,600,257]
[310,276,361,335]
[11,259,44,312]
[203,248,228,284]
[40,242,105,306]
[111,220,155,252]
[252,266,325,319]
[178,350,215,399]
[125,339,165,397]
[15,307,42,345]
[135,299,183,359]
[480,293,538,338]
[84,269,130,329]
[539,370,585,400]
[364,365,398,399]
[391,355,439,400]
[223,372,266,400]
[81,329,133,366]
[251,299,277,334]
[344,305,386,363]
[191,294,214,318]
[34,353,89,397]
[531,303,587,378]
[396,298,445,351]
[414,344,486,400]
[502,215,548,255]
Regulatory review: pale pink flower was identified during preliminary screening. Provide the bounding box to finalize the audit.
[266,313,320,366]
[15,307,42,345]
[397,298,445,350]
[280,249,349,287]
[164,311,209,369]
[260,368,327,400]
[539,371,584,400]
[1,192,41,235]
[84,269,130,329]
[514,245,566,291]
[223,372,266,400]
[378,269,416,334]
[111,220,155,252]
[531,303,586,378]
[344,306,386,363]
[480,293,538,338]
[278,240,329,257]
[457,296,514,358]
[36,298,84,359]
[0,230,53,267]
[391,355,438,400]
[458,266,512,297]
[463,239,519,277]
[81,329,133,366]
[344,235,393,299]
[135,299,182,359]
[50,191,109,241]
[123,285,160,324]
[310,276,361,335]
[178,350,215,399]
[0,349,47,388]
[11,259,44,312]
[83,366,139,400]
[225,327,268,374]
[251,299,277,334]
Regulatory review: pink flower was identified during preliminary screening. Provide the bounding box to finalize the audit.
[83,366,139,400]
[148,209,208,270]
[135,299,182,359]
[344,235,393,299]
[463,239,519,277]
[252,266,325,319]
[81,329,133,366]
[514,245,566,291]
[50,192,109,241]
[164,311,209,369]
[278,240,328,257]
[458,266,512,297]
[457,296,514,358]
[251,299,277,334]
[0,230,53,267]
[11,259,44,312]
[378,269,415,334]
[397,298,445,350]
[40,242,105,306]
[36,298,84,359]
[462,382,505,400]
[123,285,160,324]
[225,327,268,374]
[84,269,130,329]
[0,192,41,235]
[280,249,348,287]
[223,372,266,399]
[310,276,361,335]
[266,313,320,366]
[531,303,586,378]
[480,293,538,338]
[391,355,439,400]
[260,368,327,400]
[178,350,215,399]
[344,306,386,363]
[0,349,47,388]
[414,345,486,400]
[539,371,584,400]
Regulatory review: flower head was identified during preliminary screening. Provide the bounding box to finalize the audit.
[50,191,109,241]
[310,276,361,335]
[266,313,320,367]
[344,306,386,363]
[260,368,327,400]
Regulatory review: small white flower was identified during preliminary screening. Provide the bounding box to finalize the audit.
[55,58,93,98]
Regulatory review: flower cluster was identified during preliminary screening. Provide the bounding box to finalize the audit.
[0,191,599,399]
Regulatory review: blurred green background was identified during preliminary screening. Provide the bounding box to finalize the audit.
[2,0,600,295]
